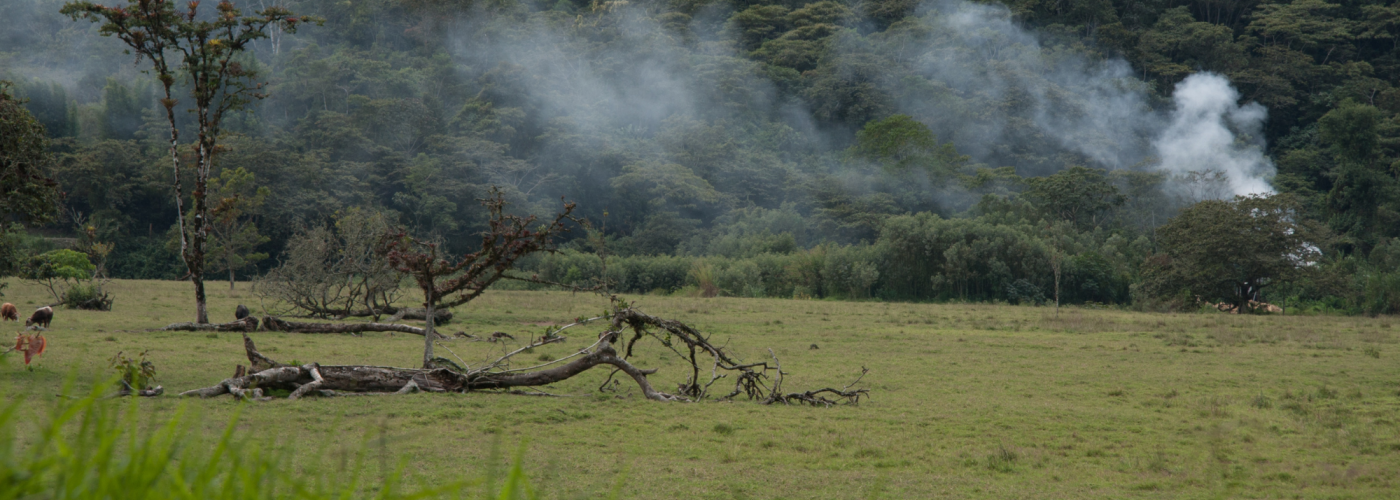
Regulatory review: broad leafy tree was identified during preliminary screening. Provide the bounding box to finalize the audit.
[1147,194,1324,312]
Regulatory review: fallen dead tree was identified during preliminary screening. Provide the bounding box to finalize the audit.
[274,306,453,323]
[162,316,259,332]
[260,316,427,335]
[183,299,869,406]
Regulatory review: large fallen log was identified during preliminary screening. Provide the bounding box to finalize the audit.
[180,331,680,401]
[182,302,868,405]
[261,316,427,335]
[162,316,259,332]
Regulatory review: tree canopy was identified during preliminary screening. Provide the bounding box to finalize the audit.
[1146,194,1324,311]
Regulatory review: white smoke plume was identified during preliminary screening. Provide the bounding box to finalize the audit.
[1153,73,1274,198]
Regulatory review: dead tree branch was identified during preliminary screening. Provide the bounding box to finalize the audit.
[182,301,867,406]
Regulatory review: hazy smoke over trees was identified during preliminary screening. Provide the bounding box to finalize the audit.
[442,0,1273,202]
[877,0,1275,197]
[1,0,1277,207]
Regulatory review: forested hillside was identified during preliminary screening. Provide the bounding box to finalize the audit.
[0,0,1397,313]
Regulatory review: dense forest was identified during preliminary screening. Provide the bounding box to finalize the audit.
[0,0,1397,313]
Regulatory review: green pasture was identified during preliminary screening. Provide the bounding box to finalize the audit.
[2,279,1399,499]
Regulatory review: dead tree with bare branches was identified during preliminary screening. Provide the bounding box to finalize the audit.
[182,297,868,406]
[382,187,577,369]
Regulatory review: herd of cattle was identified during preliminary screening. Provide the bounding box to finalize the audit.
[2,303,54,328]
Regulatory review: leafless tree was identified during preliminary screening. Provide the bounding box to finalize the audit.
[255,208,411,321]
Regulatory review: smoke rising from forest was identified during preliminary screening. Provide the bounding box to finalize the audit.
[0,0,1278,205]
[444,9,789,153]
[866,0,1275,198]
[1152,73,1273,197]
[439,0,1276,202]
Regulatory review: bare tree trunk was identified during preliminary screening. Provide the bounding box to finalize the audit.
[422,301,435,368]
[230,268,236,290]
[160,79,204,324]
[194,278,209,324]
[188,111,213,325]
[1051,252,1063,317]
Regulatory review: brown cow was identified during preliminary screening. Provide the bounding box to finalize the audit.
[26,306,53,328]
[0,303,16,321]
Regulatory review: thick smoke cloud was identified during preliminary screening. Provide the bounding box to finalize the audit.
[1153,73,1274,197]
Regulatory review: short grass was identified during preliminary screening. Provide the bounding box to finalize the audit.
[3,279,1399,499]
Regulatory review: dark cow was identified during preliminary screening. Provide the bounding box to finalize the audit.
[1,303,16,321]
[26,306,53,328]
[235,304,250,320]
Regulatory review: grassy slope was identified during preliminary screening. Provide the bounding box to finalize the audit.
[1,279,1398,499]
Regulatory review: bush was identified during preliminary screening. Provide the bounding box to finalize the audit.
[62,282,113,310]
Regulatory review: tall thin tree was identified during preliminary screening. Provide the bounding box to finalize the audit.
[62,0,314,323]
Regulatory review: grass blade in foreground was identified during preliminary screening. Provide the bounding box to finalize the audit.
[0,378,545,499]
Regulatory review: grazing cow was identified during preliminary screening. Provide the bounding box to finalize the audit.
[26,306,53,328]
[235,304,250,320]
[1,303,17,321]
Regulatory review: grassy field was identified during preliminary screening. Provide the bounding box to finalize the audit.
[2,279,1399,499]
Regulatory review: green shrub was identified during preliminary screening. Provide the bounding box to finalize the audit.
[62,282,113,310]
[109,351,157,391]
